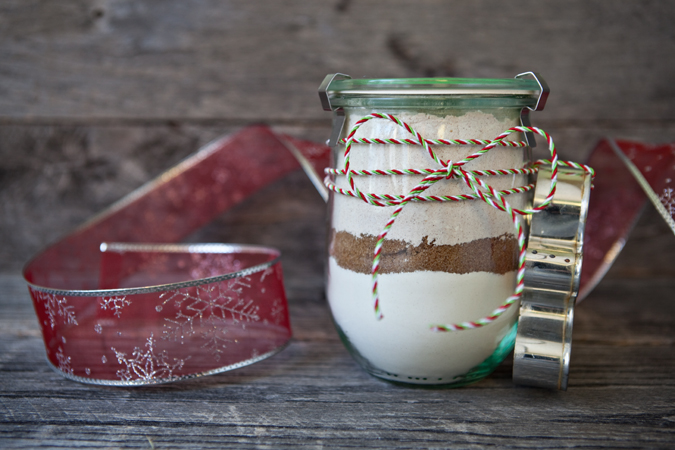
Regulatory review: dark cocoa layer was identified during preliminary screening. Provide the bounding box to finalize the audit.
[329,229,518,275]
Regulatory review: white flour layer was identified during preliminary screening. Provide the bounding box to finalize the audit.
[327,258,519,382]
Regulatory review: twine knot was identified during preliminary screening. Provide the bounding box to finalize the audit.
[444,161,456,179]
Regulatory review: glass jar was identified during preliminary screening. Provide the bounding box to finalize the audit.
[321,76,541,386]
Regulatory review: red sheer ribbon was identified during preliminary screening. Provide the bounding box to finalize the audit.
[23,125,330,385]
[579,139,675,299]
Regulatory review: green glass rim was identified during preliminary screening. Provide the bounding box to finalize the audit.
[327,76,541,109]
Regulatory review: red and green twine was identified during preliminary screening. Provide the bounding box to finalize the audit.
[325,113,595,331]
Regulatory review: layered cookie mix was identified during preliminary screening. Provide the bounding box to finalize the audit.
[326,109,529,384]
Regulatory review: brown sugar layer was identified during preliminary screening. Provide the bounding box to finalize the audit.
[329,229,518,275]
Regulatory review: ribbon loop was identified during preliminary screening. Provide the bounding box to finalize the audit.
[24,126,330,385]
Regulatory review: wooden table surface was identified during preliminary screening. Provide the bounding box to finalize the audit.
[3,172,675,449]
[2,2,675,448]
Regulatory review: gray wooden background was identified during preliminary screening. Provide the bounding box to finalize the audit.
[2,1,675,448]
[2,0,675,269]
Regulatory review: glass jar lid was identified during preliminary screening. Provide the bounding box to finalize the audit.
[326,77,541,109]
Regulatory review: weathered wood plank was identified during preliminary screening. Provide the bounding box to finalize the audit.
[2,122,674,274]
[1,1,674,122]
[1,1,675,448]
[2,385,674,449]
[2,0,675,274]
[2,270,675,448]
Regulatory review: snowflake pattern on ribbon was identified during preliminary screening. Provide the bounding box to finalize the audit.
[660,187,675,218]
[34,291,78,330]
[269,299,286,326]
[159,277,260,361]
[189,253,245,280]
[55,347,74,375]
[100,296,131,318]
[259,267,275,295]
[111,333,187,382]
[259,266,274,283]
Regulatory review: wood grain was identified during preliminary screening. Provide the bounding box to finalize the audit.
[1,178,674,448]
[1,0,674,122]
[2,0,675,270]
[2,269,675,448]
[1,1,675,448]
[3,122,675,273]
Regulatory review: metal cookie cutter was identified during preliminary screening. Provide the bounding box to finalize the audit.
[513,164,592,390]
